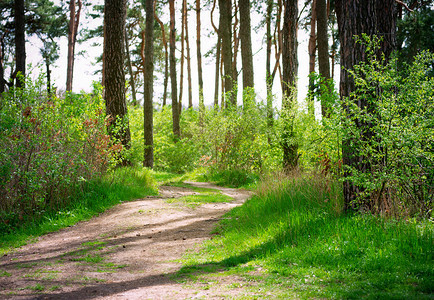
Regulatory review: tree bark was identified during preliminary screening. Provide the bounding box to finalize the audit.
[143,0,154,168]
[14,0,26,88]
[1,32,6,93]
[281,0,298,171]
[218,0,234,107]
[66,0,82,92]
[154,7,168,107]
[232,1,239,98]
[169,0,180,140]
[196,0,205,122]
[184,0,193,109]
[211,0,220,108]
[335,0,396,212]
[46,60,51,95]
[125,26,137,106]
[239,0,254,96]
[179,0,186,112]
[266,0,273,128]
[307,0,317,115]
[104,0,131,157]
[317,0,331,117]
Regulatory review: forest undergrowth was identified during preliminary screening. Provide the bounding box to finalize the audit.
[0,50,433,298]
[178,172,433,299]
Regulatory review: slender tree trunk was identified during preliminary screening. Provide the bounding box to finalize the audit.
[275,0,284,94]
[46,60,51,95]
[317,0,331,117]
[336,0,396,212]
[307,0,317,115]
[125,27,137,106]
[218,0,234,107]
[103,0,131,157]
[66,0,82,92]
[1,33,6,93]
[281,0,298,171]
[232,1,239,99]
[266,0,273,129]
[196,0,205,122]
[154,7,169,107]
[169,0,180,140]
[143,0,154,168]
[211,0,220,108]
[239,0,254,99]
[184,0,193,109]
[14,0,26,88]
[179,0,186,112]
[220,54,225,108]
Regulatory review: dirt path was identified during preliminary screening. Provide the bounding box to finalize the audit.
[0,182,256,299]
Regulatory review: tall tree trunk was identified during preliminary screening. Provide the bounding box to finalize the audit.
[336,0,396,212]
[218,0,234,107]
[104,0,131,158]
[307,0,317,115]
[239,0,254,104]
[317,0,331,117]
[125,26,137,106]
[66,0,82,92]
[143,0,154,168]
[1,33,6,93]
[281,0,298,171]
[275,0,284,94]
[196,0,205,122]
[184,0,193,109]
[211,0,220,108]
[179,0,186,112]
[266,0,273,129]
[232,2,239,101]
[169,0,180,140]
[220,54,225,108]
[14,0,26,88]
[154,7,168,107]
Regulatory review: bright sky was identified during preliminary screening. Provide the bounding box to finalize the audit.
[25,1,338,113]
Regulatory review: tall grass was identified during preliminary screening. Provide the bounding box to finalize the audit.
[181,173,433,299]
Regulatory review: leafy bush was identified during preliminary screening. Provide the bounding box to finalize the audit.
[0,79,119,232]
[342,36,433,217]
[129,105,202,172]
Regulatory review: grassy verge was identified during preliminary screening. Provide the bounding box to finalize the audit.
[178,173,433,299]
[0,166,157,255]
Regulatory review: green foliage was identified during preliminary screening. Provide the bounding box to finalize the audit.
[397,4,434,69]
[129,105,202,172]
[342,35,433,216]
[0,79,124,234]
[180,174,433,299]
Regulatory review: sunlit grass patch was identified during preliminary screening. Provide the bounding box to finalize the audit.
[0,270,11,277]
[179,173,433,299]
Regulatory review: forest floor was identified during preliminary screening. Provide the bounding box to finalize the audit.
[0,182,260,299]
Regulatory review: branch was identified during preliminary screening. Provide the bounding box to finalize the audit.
[395,0,414,12]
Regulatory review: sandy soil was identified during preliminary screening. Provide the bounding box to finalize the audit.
[0,182,260,299]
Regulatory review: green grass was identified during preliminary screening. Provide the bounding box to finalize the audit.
[178,174,434,299]
[204,168,260,190]
[167,193,233,208]
[0,166,157,256]
[164,181,233,207]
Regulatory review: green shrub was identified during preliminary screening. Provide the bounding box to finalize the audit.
[341,36,433,216]
[0,79,118,232]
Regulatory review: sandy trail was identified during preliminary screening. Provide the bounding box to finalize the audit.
[0,182,255,299]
